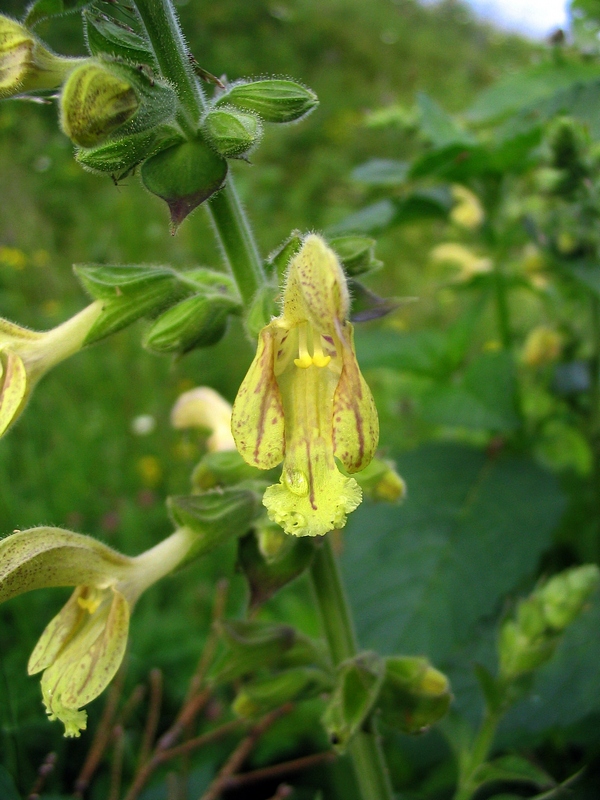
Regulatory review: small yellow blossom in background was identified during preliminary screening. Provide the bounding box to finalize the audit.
[0,246,26,270]
[430,243,492,282]
[557,231,578,256]
[171,386,236,452]
[521,326,562,368]
[521,244,549,290]
[483,340,502,353]
[137,455,162,487]
[450,184,484,229]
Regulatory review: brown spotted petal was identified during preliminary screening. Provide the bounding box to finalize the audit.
[231,325,285,469]
[333,322,379,473]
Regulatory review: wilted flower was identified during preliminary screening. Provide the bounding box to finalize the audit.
[450,184,484,229]
[0,525,196,736]
[231,234,379,537]
[0,302,102,437]
[171,386,236,452]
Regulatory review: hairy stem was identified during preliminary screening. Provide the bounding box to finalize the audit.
[454,711,499,800]
[133,0,266,305]
[310,537,395,800]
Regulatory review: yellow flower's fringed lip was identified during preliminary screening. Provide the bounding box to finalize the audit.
[232,233,379,537]
[34,587,130,737]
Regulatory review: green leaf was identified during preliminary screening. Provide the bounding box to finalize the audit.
[238,531,316,610]
[472,755,554,793]
[468,61,600,124]
[351,159,409,186]
[322,651,385,751]
[328,200,396,235]
[341,444,565,664]
[355,328,449,376]
[421,351,520,433]
[83,8,156,66]
[417,93,475,148]
[167,488,260,562]
[0,766,19,800]
[25,0,91,26]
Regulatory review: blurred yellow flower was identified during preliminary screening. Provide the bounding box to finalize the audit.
[137,455,162,487]
[521,326,562,368]
[430,243,492,281]
[171,386,236,452]
[0,245,26,270]
[450,185,484,229]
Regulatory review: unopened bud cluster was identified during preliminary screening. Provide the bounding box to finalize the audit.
[499,564,599,681]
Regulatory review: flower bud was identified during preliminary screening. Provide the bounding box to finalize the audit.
[233,666,332,718]
[0,15,80,98]
[60,61,139,148]
[353,457,406,503]
[218,79,318,123]
[192,451,262,490]
[74,264,190,345]
[76,125,183,177]
[144,291,239,354]
[330,236,383,277]
[171,386,236,453]
[167,487,260,563]
[141,136,228,229]
[376,656,451,734]
[499,564,599,681]
[203,107,262,157]
[322,652,385,751]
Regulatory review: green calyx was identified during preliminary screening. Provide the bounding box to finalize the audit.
[141,136,228,229]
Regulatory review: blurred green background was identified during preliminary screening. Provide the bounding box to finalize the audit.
[3,0,600,798]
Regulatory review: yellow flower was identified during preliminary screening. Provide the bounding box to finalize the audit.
[231,234,379,537]
[0,302,102,437]
[450,184,484,229]
[0,526,195,736]
[171,386,236,452]
[0,14,82,98]
[430,243,492,281]
[521,326,562,368]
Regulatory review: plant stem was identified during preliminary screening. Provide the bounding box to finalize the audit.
[132,0,266,305]
[454,710,499,800]
[310,537,395,800]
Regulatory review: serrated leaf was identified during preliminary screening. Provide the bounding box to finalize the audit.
[341,444,565,664]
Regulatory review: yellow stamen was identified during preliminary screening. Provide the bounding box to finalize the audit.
[294,322,313,369]
[77,589,102,614]
[312,335,331,368]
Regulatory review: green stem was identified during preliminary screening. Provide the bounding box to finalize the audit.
[310,538,395,800]
[132,0,266,305]
[454,711,499,800]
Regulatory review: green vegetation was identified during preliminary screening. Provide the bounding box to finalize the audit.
[2,0,600,798]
